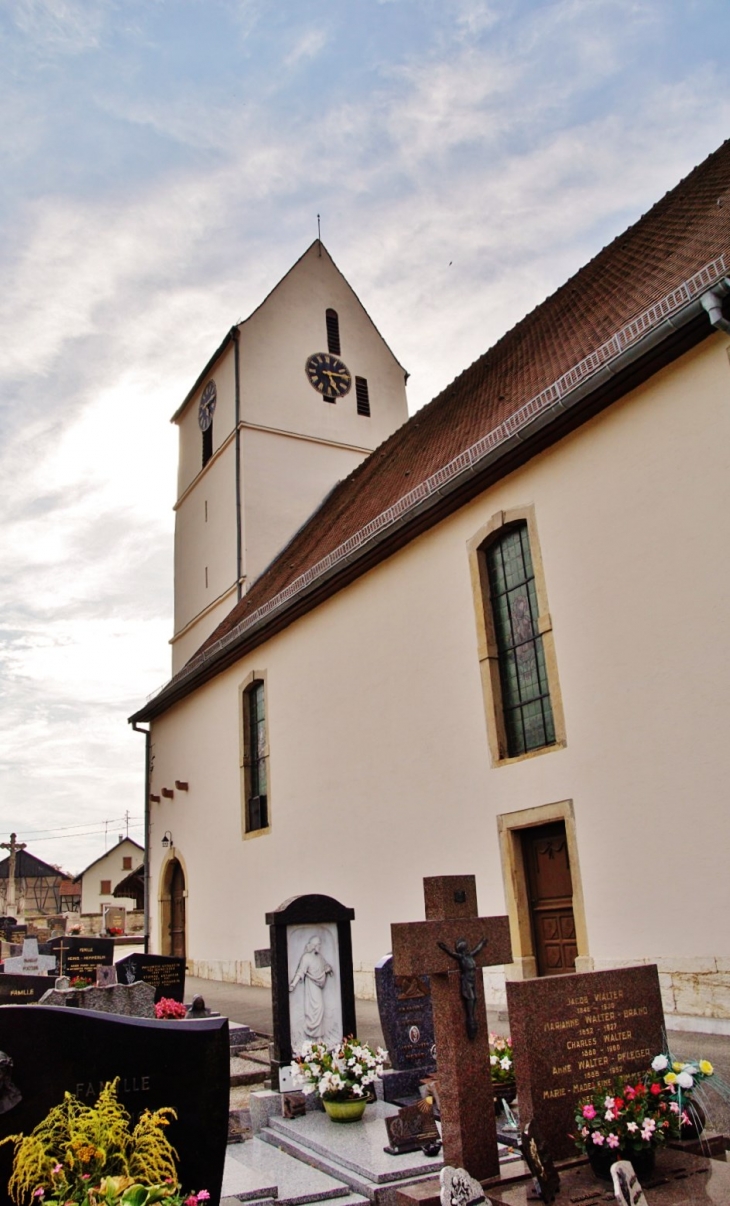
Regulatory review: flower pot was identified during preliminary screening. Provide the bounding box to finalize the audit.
[680,1098,706,1140]
[492,1081,517,1115]
[586,1143,655,1182]
[322,1098,367,1123]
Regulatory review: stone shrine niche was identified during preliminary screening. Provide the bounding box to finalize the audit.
[266,894,356,1090]
[286,923,342,1053]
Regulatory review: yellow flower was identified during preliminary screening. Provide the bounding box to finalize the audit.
[672,1062,684,1072]
[699,1060,714,1076]
[664,1072,677,1084]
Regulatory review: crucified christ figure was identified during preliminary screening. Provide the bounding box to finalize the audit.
[436,936,487,1040]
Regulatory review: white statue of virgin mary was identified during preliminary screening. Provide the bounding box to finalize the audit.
[288,933,333,1039]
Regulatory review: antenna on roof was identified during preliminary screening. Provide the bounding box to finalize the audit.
[317,213,321,254]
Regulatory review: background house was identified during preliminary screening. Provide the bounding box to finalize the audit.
[74,838,145,916]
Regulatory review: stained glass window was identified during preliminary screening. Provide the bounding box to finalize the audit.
[485,523,555,757]
[245,680,268,831]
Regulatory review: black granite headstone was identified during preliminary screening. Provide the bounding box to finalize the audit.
[0,1006,229,1205]
[520,1118,560,1205]
[115,953,186,1003]
[0,975,56,1005]
[375,954,436,1102]
[48,936,114,980]
[266,893,357,1091]
[0,921,17,942]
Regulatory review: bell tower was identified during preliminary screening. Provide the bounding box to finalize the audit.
[170,241,409,672]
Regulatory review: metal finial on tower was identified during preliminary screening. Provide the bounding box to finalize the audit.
[317,213,321,253]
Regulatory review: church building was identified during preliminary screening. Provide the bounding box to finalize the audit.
[131,140,730,1033]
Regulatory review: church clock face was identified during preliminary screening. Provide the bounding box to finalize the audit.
[305,352,352,398]
[198,380,217,431]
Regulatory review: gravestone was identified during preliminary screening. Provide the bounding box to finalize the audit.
[3,939,56,976]
[40,981,156,1018]
[96,965,118,987]
[0,921,17,942]
[266,893,357,1090]
[440,1166,485,1206]
[48,935,114,980]
[0,1005,229,1205]
[0,974,58,1005]
[507,965,665,1162]
[115,952,186,1003]
[611,1161,648,1206]
[391,875,512,1181]
[375,953,436,1101]
[103,906,126,934]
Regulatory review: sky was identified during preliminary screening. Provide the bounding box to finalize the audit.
[1,0,729,876]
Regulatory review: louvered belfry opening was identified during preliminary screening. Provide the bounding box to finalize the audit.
[355,376,370,416]
[326,309,341,355]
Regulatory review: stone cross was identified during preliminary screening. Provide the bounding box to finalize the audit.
[0,833,27,919]
[3,938,56,976]
[391,875,512,1182]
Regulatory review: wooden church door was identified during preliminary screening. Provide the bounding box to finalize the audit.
[169,860,186,958]
[521,821,577,975]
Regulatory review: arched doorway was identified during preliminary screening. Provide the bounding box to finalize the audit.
[161,858,186,958]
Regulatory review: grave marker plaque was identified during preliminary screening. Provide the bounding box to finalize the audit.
[0,974,56,1005]
[49,936,114,980]
[2,939,56,977]
[507,965,665,1161]
[375,953,436,1100]
[0,1006,229,1205]
[115,953,186,1003]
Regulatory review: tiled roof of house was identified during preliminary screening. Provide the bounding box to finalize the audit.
[194,140,730,660]
[0,850,64,879]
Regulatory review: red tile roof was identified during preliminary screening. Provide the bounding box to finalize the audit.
[132,139,730,720]
[201,141,730,648]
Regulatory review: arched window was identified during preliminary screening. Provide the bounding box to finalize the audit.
[242,678,269,833]
[485,523,554,755]
[202,424,213,467]
[326,309,341,355]
[468,507,566,764]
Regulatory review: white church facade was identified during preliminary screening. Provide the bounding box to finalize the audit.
[131,140,730,1032]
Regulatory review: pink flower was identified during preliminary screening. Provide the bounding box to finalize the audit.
[52,1165,63,1175]
[197,1194,210,1202]
[185,1196,198,1206]
[581,1127,589,1137]
[81,1176,90,1182]
[669,1102,680,1114]
[607,1133,620,1148]
[582,1104,596,1120]
[33,1190,44,1198]
[591,1133,605,1146]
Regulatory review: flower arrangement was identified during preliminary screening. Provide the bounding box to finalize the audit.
[489,1033,514,1085]
[0,1078,207,1206]
[574,1073,679,1157]
[292,1037,387,1101]
[646,1052,714,1132]
[154,999,187,1020]
[106,927,124,937]
[69,976,92,990]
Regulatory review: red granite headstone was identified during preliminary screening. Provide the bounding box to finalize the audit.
[507,964,665,1161]
[391,875,512,1181]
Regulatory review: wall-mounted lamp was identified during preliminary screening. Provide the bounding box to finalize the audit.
[161,787,174,799]
[161,831,173,849]
[149,794,161,804]
[175,781,189,791]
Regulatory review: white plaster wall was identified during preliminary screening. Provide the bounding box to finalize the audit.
[149,334,730,1019]
[171,589,239,675]
[173,441,238,639]
[79,841,144,915]
[242,429,369,587]
[239,243,407,450]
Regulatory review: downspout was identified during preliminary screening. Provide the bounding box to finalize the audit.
[701,278,730,334]
[234,327,243,602]
[131,721,151,953]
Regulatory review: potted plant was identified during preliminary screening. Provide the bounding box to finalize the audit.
[292,1037,386,1122]
[0,1077,208,1206]
[573,1070,679,1180]
[646,1052,714,1139]
[489,1032,516,1112]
